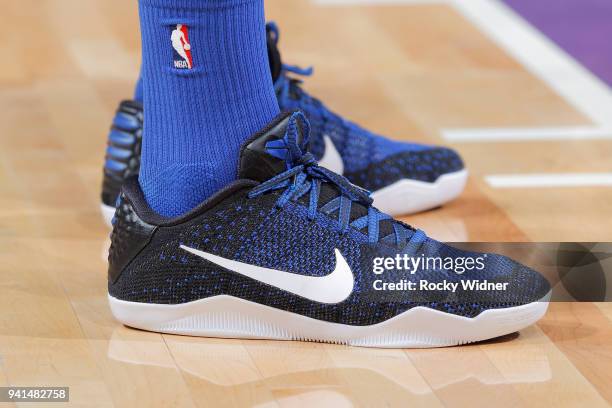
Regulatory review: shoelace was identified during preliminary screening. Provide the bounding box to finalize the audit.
[248,112,426,248]
[274,65,343,128]
[267,22,343,125]
[268,22,377,155]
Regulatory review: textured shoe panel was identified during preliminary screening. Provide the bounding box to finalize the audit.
[107,193,547,323]
[408,238,551,311]
[108,189,280,304]
[276,83,466,181]
[108,192,156,284]
[344,147,465,191]
[101,100,143,207]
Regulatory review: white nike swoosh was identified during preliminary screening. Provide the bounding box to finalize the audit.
[180,246,354,304]
[318,135,344,175]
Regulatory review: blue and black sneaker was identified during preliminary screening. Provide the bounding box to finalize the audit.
[267,23,467,216]
[108,111,549,348]
[101,100,143,224]
[100,23,467,226]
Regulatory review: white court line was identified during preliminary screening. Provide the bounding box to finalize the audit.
[486,173,612,188]
[452,0,612,128]
[313,0,612,141]
[444,126,612,142]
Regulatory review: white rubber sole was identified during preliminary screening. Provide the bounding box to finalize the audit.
[109,291,550,348]
[371,169,468,216]
[101,203,116,227]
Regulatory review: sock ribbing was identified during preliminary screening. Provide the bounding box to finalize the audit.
[138,0,279,217]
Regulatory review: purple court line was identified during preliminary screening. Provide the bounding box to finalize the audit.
[503,0,612,88]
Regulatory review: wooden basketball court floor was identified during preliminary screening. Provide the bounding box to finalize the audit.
[1,0,611,406]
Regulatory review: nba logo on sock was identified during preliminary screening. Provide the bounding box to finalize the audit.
[171,24,193,69]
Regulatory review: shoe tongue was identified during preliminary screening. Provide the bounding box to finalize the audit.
[239,111,406,243]
[266,24,283,83]
[238,111,309,182]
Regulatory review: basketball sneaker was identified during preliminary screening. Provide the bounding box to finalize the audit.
[100,23,466,226]
[108,111,549,348]
[101,100,143,224]
[267,22,467,216]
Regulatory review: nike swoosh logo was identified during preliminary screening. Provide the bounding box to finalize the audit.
[318,135,344,175]
[180,246,354,304]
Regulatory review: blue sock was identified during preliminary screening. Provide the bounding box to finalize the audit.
[133,74,143,102]
[138,0,279,217]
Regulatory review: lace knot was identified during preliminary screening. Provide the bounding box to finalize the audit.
[298,152,317,167]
